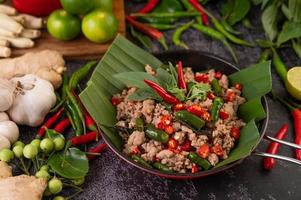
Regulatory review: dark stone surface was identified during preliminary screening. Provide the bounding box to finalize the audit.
[40,2,301,200]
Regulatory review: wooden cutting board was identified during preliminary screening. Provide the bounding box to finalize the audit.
[8,0,126,59]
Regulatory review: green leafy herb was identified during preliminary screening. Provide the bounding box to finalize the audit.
[48,148,89,179]
[167,87,186,101]
[156,68,177,90]
[187,83,211,101]
[277,21,301,46]
[128,88,162,101]
[46,129,65,140]
[292,39,301,59]
[261,0,281,41]
[289,0,301,23]
[227,0,251,25]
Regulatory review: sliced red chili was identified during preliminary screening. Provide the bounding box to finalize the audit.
[187,105,211,121]
[198,144,210,158]
[173,103,187,111]
[165,125,175,135]
[111,97,122,106]
[234,83,243,91]
[214,71,222,80]
[161,115,172,126]
[157,122,165,130]
[207,92,216,100]
[131,146,141,155]
[210,144,224,156]
[191,164,199,173]
[168,138,179,149]
[180,140,191,151]
[195,73,209,83]
[219,111,229,120]
[226,91,236,102]
[230,127,240,140]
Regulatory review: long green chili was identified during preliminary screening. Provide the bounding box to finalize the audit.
[188,152,211,170]
[258,49,272,63]
[65,100,83,136]
[272,48,287,82]
[192,24,238,63]
[132,155,153,168]
[220,19,241,35]
[132,11,199,18]
[153,162,173,172]
[172,21,194,49]
[181,0,203,25]
[211,97,224,122]
[147,23,176,30]
[211,78,222,96]
[174,110,205,131]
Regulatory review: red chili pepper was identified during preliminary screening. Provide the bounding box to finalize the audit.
[210,144,224,156]
[191,164,199,173]
[187,105,211,121]
[138,0,160,14]
[198,144,210,158]
[37,107,64,138]
[219,111,229,120]
[131,146,141,155]
[188,0,209,25]
[54,118,71,133]
[85,112,98,132]
[177,61,187,90]
[226,90,236,102]
[234,83,243,91]
[111,97,122,106]
[173,103,187,111]
[161,115,172,126]
[168,138,179,149]
[144,79,180,104]
[165,125,174,135]
[87,142,107,160]
[230,127,240,140]
[126,16,168,49]
[195,73,209,83]
[180,140,191,151]
[214,71,222,80]
[70,131,99,146]
[207,92,216,100]
[263,124,289,170]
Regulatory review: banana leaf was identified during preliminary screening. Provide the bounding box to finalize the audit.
[80,35,271,169]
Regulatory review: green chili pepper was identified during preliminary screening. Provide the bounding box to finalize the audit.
[145,124,169,143]
[61,74,69,100]
[65,88,85,135]
[134,11,199,18]
[69,61,97,90]
[174,111,205,131]
[147,23,176,30]
[181,0,203,25]
[153,162,173,172]
[192,24,238,63]
[211,97,224,122]
[132,155,153,168]
[172,21,194,49]
[65,100,83,136]
[211,78,222,96]
[135,118,144,132]
[258,49,272,63]
[220,19,242,35]
[188,152,211,170]
[272,48,287,82]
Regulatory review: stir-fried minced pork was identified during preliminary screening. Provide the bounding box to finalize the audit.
[113,66,246,173]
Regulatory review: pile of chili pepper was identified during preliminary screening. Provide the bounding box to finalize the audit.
[36,61,107,160]
[128,0,253,63]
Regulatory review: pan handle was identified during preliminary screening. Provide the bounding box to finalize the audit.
[264,135,301,150]
[253,151,301,166]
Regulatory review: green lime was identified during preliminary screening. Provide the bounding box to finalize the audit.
[47,9,81,41]
[82,9,118,43]
[286,67,301,100]
[60,0,94,15]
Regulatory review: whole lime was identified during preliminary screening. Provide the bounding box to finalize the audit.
[47,9,81,41]
[82,10,118,43]
[60,0,94,15]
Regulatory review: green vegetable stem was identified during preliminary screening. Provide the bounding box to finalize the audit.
[132,155,153,168]
[153,162,173,172]
[258,49,272,63]
[145,124,169,143]
[172,21,194,49]
[188,152,211,170]
[174,110,205,131]
[211,97,224,122]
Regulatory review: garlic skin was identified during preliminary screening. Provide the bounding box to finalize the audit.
[0,112,9,122]
[0,78,16,112]
[8,74,56,127]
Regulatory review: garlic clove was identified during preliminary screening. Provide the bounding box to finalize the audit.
[0,112,9,122]
[0,78,16,112]
[0,121,19,144]
[0,135,10,150]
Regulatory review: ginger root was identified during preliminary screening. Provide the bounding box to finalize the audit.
[0,161,12,180]
[0,50,65,89]
[0,175,47,200]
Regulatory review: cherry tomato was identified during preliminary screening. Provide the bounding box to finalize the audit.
[231,127,241,140]
[198,144,210,158]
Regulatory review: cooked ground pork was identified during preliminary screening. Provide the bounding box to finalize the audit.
[115,68,246,173]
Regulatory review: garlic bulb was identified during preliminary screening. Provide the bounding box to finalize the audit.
[0,112,9,122]
[0,78,16,112]
[0,135,10,150]
[8,74,56,127]
[0,112,18,150]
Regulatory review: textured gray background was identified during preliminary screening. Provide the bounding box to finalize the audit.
[63,2,301,200]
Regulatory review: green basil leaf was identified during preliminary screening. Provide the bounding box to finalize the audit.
[46,129,65,140]
[289,0,301,23]
[255,39,274,48]
[221,0,235,18]
[48,148,89,179]
[214,119,260,168]
[277,21,301,46]
[167,87,186,101]
[292,39,301,59]
[281,4,292,20]
[128,88,162,101]
[227,0,251,25]
[261,0,272,10]
[252,0,263,6]
[187,83,211,101]
[238,97,266,122]
[261,0,280,41]
[156,68,177,90]
[113,72,158,88]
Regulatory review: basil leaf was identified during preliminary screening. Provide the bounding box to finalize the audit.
[113,72,158,88]
[261,0,280,41]
[167,87,186,101]
[128,88,162,101]
[277,21,301,46]
[252,0,263,6]
[168,62,178,85]
[292,39,301,59]
[156,68,177,90]
[48,148,89,179]
[281,4,292,20]
[256,39,274,48]
[227,0,251,25]
[221,0,235,18]
[289,0,301,23]
[46,129,65,140]
[187,83,211,101]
